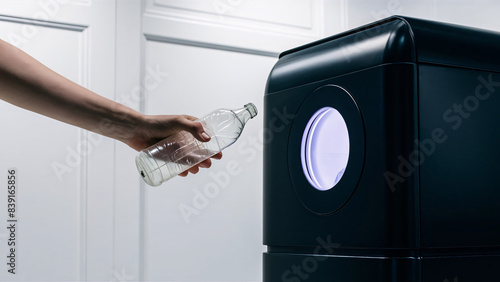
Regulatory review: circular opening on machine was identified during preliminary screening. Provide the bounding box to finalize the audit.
[301,107,350,191]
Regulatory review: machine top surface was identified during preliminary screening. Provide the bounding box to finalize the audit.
[267,16,500,93]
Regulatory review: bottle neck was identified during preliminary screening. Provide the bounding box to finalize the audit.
[233,107,253,125]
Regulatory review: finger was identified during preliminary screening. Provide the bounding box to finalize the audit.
[187,165,200,174]
[198,158,212,168]
[178,171,189,177]
[211,152,223,160]
[180,115,211,143]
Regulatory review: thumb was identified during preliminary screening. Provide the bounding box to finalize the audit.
[179,116,211,142]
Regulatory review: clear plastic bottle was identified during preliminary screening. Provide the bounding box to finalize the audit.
[136,103,258,186]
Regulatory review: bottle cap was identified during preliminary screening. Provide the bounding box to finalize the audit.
[245,103,258,118]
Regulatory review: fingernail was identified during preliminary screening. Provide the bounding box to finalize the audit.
[201,132,210,140]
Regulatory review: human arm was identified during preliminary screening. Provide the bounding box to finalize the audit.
[0,38,221,176]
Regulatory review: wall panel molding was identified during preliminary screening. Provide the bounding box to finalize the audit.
[0,14,87,31]
[146,0,323,37]
[144,33,279,57]
[143,0,326,56]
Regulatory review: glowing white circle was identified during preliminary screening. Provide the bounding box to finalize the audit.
[300,107,350,191]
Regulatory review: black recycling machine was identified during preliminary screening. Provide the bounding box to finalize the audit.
[263,16,500,281]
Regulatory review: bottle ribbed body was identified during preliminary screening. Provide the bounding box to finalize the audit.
[136,103,257,186]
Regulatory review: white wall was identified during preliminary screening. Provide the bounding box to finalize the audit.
[0,0,499,281]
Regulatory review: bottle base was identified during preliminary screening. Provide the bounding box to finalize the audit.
[136,152,163,187]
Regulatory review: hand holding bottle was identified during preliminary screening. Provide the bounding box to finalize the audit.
[126,114,222,176]
[136,103,257,186]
